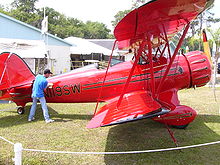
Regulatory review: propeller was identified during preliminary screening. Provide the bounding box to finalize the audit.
[202,29,219,114]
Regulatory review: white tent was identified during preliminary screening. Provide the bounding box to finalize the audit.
[0,38,47,58]
[0,38,48,73]
[65,37,118,56]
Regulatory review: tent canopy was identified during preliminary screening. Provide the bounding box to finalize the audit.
[65,37,118,56]
[0,38,47,58]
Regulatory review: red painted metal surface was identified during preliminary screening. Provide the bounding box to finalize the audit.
[152,105,197,126]
[0,52,35,89]
[87,90,161,128]
[114,0,208,48]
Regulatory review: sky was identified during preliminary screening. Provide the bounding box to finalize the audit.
[0,0,219,31]
[0,0,133,31]
[38,0,133,29]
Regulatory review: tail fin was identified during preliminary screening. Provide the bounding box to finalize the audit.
[0,52,35,90]
[202,29,212,63]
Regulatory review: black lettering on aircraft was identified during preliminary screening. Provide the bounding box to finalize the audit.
[51,87,56,97]
[45,84,81,97]
[63,85,70,95]
[55,87,62,96]
[45,88,56,98]
[70,84,81,93]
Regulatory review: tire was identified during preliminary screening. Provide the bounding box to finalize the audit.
[172,124,189,129]
[17,107,25,115]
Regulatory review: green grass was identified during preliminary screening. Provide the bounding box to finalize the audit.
[0,87,220,165]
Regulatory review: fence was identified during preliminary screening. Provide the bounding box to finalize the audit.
[1,103,220,164]
[1,135,220,165]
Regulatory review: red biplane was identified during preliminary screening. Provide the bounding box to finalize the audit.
[0,0,213,129]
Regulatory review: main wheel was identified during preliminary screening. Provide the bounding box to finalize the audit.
[172,124,189,129]
[17,107,25,115]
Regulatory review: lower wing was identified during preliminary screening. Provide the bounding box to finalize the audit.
[87,90,169,128]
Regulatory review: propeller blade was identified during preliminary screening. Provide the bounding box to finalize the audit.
[202,29,218,102]
[202,29,212,63]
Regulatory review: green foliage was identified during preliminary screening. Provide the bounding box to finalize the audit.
[37,7,85,38]
[131,0,148,9]
[11,0,39,13]
[83,21,110,39]
[187,36,202,51]
[0,0,112,39]
[111,0,149,27]
[0,5,10,15]
[111,10,131,28]
[10,8,41,27]
[208,28,220,48]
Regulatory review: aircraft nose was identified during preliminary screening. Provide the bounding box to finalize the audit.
[184,51,212,88]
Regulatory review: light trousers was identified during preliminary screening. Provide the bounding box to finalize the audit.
[28,97,50,121]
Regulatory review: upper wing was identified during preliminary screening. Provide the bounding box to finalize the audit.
[87,90,165,128]
[114,0,211,49]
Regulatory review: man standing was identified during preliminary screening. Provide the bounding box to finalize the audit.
[28,69,54,123]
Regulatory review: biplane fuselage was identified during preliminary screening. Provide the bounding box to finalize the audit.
[0,50,211,128]
[10,51,210,104]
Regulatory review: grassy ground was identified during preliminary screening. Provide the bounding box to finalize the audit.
[0,87,220,165]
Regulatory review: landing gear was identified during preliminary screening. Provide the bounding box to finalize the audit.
[17,107,25,115]
[172,124,189,129]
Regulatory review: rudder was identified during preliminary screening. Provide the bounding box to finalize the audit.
[0,52,35,90]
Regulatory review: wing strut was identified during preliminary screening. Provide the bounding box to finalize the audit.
[156,23,190,96]
[163,25,172,60]
[147,35,156,98]
[116,39,147,108]
[93,40,117,115]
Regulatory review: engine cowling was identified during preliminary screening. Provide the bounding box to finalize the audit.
[184,51,212,88]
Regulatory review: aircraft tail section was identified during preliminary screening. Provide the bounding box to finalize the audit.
[0,52,35,90]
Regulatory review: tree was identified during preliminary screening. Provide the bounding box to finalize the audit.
[0,1,112,39]
[187,36,202,51]
[111,0,149,27]
[208,28,220,58]
[0,5,10,15]
[83,21,111,39]
[37,7,85,38]
[131,0,147,9]
[11,0,39,13]
[111,10,131,27]
[9,0,41,27]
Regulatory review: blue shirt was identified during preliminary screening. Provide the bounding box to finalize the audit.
[32,75,48,98]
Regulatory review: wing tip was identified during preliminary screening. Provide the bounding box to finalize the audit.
[86,110,108,129]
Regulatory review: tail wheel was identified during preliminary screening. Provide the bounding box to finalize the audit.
[17,107,25,115]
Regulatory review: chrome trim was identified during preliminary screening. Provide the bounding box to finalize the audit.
[191,58,206,64]
[9,93,21,95]
[192,67,208,72]
[195,75,209,80]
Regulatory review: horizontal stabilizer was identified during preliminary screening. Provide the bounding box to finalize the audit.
[87,90,162,128]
